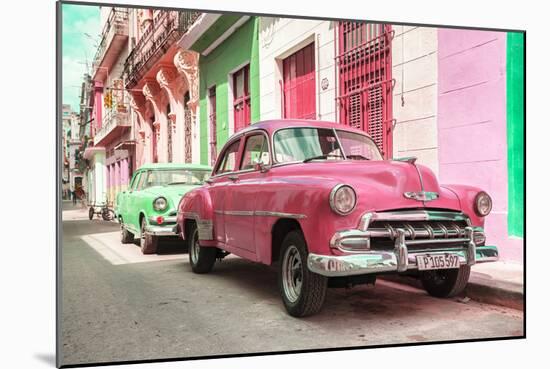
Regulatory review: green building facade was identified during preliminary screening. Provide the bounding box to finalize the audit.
[506,32,525,238]
[189,16,261,166]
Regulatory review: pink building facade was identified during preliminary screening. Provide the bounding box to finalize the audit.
[438,29,523,262]
[257,23,524,262]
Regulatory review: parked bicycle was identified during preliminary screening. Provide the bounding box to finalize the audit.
[88,199,116,221]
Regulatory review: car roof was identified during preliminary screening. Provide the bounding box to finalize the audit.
[137,163,212,171]
[236,119,372,137]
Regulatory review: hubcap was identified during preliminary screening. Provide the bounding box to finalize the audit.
[190,230,199,265]
[282,245,303,303]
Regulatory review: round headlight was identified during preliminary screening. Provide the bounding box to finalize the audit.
[153,197,168,212]
[474,192,492,217]
[329,184,357,215]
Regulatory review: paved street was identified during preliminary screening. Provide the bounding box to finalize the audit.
[60,203,524,366]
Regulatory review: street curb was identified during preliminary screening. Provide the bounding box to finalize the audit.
[379,274,524,311]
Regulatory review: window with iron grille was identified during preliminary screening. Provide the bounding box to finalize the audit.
[233,65,251,132]
[208,86,217,166]
[282,43,316,119]
[336,22,394,158]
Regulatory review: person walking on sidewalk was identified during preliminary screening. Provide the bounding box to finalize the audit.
[72,190,77,205]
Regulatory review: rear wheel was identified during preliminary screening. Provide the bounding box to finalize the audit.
[278,230,327,317]
[120,218,134,244]
[102,208,115,221]
[140,217,158,254]
[420,265,471,298]
[188,223,217,274]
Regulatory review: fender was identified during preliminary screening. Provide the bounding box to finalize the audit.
[441,184,487,227]
[176,187,214,242]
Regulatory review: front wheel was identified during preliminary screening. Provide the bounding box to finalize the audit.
[420,265,471,298]
[188,223,217,274]
[120,218,134,244]
[140,217,158,254]
[278,230,327,317]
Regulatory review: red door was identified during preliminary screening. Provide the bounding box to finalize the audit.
[282,43,316,119]
[233,65,251,132]
[336,23,393,158]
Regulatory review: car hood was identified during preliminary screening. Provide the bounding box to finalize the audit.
[142,184,202,209]
[275,160,461,212]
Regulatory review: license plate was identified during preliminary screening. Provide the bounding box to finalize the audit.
[416,254,460,271]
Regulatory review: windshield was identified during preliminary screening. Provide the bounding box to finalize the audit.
[273,127,382,163]
[143,170,210,189]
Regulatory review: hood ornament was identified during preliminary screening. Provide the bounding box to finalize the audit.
[404,191,439,202]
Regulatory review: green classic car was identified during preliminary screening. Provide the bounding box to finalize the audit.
[116,163,212,254]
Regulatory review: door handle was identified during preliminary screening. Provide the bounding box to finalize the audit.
[228,175,239,182]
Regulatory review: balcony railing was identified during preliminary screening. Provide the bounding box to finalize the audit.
[92,8,129,75]
[94,96,130,146]
[123,11,201,88]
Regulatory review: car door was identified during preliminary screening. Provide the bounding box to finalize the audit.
[208,138,242,245]
[224,131,270,255]
[128,170,148,234]
[119,171,139,222]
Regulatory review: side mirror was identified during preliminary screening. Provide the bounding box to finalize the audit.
[254,161,270,173]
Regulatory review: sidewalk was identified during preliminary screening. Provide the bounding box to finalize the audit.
[381,261,524,310]
[466,261,524,310]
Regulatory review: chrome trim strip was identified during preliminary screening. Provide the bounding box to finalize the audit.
[359,210,470,229]
[225,210,255,216]
[213,209,307,219]
[180,211,200,218]
[307,245,498,277]
[196,220,214,241]
[179,211,214,241]
[254,211,307,219]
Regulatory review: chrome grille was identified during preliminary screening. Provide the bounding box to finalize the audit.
[330,210,481,253]
[368,220,469,251]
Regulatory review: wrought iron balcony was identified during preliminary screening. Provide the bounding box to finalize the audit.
[92,8,129,80]
[94,97,131,146]
[123,11,201,88]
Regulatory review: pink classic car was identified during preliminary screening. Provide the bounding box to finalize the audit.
[176,120,498,317]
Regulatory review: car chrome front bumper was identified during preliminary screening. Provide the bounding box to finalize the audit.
[310,210,499,277]
[307,245,498,277]
[144,225,178,237]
